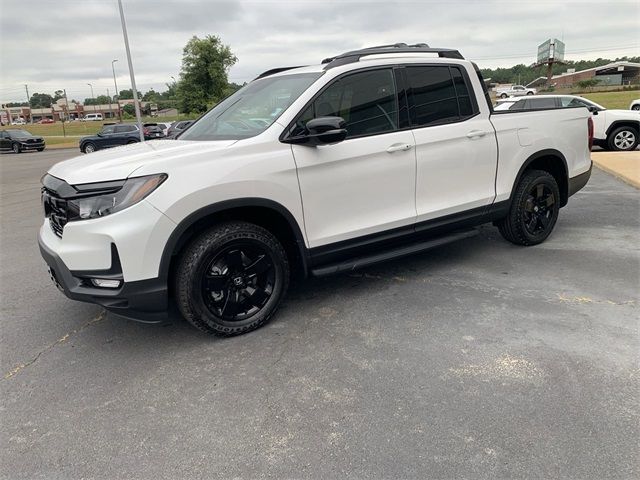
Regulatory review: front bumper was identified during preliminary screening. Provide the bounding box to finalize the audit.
[20,141,45,150]
[38,235,168,322]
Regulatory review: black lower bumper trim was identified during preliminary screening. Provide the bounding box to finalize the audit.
[38,236,168,323]
[568,162,592,197]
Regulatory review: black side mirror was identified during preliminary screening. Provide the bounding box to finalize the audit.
[587,106,599,115]
[284,116,348,146]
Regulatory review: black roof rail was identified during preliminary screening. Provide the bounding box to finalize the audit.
[322,43,463,70]
[255,66,307,80]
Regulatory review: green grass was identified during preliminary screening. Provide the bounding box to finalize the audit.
[579,90,640,110]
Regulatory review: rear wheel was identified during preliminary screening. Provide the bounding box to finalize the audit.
[175,222,290,336]
[37,147,45,152]
[12,143,21,154]
[497,170,560,246]
[126,140,137,144]
[82,142,96,153]
[607,126,638,151]
[526,91,534,95]
[500,93,508,99]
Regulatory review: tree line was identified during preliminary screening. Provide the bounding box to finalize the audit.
[480,56,640,86]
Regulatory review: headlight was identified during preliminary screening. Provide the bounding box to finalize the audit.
[68,174,167,220]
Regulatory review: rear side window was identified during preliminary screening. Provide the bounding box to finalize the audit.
[405,65,477,128]
[528,97,557,109]
[509,100,526,110]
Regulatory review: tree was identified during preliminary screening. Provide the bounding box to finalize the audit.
[575,79,601,91]
[122,104,136,116]
[30,92,54,108]
[176,35,237,113]
[53,90,64,102]
[118,89,142,100]
[84,95,112,105]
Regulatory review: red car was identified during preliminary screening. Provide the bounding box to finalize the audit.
[39,118,54,124]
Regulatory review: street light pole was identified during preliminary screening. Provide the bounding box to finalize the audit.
[112,59,122,122]
[117,0,144,142]
[87,83,96,114]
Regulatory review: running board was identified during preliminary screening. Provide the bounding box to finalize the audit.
[310,229,478,277]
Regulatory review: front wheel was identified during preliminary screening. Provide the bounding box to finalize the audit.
[500,93,508,99]
[632,105,640,111]
[12,143,21,154]
[608,126,638,151]
[497,170,560,246]
[37,147,45,152]
[82,142,96,153]
[175,222,290,336]
[526,91,534,95]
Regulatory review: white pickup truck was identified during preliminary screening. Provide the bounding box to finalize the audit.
[38,43,593,336]
[496,85,537,98]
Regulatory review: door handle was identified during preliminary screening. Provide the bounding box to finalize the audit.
[466,130,488,139]
[386,143,413,153]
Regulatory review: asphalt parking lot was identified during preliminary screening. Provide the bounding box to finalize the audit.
[1,149,638,479]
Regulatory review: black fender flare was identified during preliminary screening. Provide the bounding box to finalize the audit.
[605,120,640,137]
[508,149,569,207]
[158,198,309,282]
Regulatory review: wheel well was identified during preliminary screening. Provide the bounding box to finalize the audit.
[167,205,307,284]
[519,154,568,207]
[606,121,639,137]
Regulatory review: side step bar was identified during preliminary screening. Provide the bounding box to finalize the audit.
[310,229,478,277]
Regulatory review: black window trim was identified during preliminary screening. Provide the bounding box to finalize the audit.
[402,63,481,131]
[280,65,404,143]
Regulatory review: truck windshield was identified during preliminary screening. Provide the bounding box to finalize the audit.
[180,72,323,141]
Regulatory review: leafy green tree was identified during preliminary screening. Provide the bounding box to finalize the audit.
[122,104,135,116]
[84,95,112,105]
[29,92,54,108]
[576,79,601,90]
[53,90,64,102]
[176,35,237,113]
[118,89,142,100]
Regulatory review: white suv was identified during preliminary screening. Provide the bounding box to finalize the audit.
[39,43,592,336]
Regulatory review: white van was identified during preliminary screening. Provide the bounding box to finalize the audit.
[82,113,103,122]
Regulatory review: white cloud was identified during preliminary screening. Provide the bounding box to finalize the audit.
[0,0,638,102]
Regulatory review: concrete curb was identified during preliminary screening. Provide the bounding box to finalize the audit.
[591,151,640,189]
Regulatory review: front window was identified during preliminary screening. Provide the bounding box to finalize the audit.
[101,125,116,134]
[180,72,323,141]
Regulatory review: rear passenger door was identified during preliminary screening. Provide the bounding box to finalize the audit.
[289,68,417,248]
[114,125,135,145]
[405,65,498,223]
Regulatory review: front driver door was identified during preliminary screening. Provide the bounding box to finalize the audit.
[289,67,416,248]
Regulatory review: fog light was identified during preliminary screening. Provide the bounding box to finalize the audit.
[91,278,121,288]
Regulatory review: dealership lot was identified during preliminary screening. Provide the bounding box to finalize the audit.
[1,150,638,478]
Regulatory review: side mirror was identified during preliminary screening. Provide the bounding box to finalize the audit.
[97,132,104,137]
[284,116,348,146]
[587,106,599,115]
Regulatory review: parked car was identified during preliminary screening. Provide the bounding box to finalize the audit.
[79,123,142,153]
[39,43,592,336]
[11,118,26,125]
[495,95,639,151]
[39,118,55,124]
[143,123,166,139]
[81,113,104,122]
[630,99,640,111]
[0,129,45,153]
[495,85,537,98]
[154,122,171,136]
[166,120,194,138]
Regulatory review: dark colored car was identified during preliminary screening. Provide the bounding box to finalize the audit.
[0,129,45,153]
[80,123,162,153]
[166,120,194,138]
[143,123,166,139]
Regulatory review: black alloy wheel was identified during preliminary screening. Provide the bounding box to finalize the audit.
[522,183,555,235]
[175,222,289,336]
[200,243,276,322]
[497,169,560,246]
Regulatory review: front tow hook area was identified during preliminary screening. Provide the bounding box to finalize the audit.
[48,267,64,293]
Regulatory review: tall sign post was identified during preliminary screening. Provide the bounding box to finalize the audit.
[535,38,566,87]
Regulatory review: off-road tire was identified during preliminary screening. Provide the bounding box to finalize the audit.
[497,169,560,246]
[175,221,290,336]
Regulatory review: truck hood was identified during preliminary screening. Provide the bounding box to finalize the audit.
[48,140,237,185]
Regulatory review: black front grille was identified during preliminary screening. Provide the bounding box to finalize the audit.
[42,188,68,237]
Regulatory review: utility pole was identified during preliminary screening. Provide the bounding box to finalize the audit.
[107,88,113,120]
[117,0,144,141]
[24,84,31,124]
[112,59,122,122]
[61,89,70,137]
[87,83,96,113]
